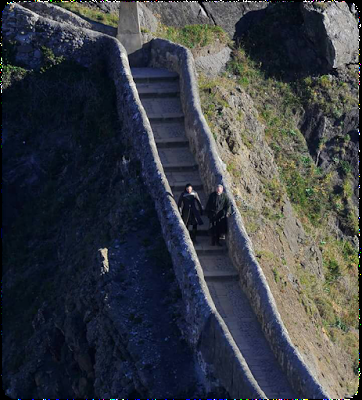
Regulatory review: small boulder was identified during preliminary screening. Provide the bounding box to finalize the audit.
[301,2,358,70]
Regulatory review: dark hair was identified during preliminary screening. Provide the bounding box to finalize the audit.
[184,183,192,191]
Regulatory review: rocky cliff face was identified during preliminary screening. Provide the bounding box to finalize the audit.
[3,2,359,398]
[2,38,221,398]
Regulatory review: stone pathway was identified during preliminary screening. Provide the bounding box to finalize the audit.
[131,67,297,398]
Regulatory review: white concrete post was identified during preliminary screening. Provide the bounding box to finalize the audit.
[117,2,142,55]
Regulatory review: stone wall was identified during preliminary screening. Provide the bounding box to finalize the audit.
[149,38,331,399]
[3,4,265,398]
[103,29,265,400]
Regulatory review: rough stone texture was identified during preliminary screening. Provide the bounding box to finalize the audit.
[144,2,269,39]
[300,2,359,70]
[3,2,340,398]
[2,4,214,398]
[3,4,105,70]
[21,2,117,37]
[149,37,330,399]
[138,2,159,33]
[3,4,266,398]
[194,45,232,77]
[202,2,269,38]
[2,3,215,350]
[145,2,211,28]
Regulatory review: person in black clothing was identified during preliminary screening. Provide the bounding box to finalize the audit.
[178,183,203,243]
[205,184,231,246]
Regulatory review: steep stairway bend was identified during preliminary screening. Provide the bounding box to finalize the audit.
[132,67,296,398]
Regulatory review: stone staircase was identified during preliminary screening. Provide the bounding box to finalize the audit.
[131,67,296,398]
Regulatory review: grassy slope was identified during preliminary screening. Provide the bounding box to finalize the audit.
[199,44,359,395]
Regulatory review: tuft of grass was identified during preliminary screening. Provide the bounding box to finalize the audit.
[155,23,229,49]
[272,267,280,283]
[56,2,119,27]
[226,162,241,178]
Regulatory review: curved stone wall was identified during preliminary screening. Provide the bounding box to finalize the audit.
[149,37,330,399]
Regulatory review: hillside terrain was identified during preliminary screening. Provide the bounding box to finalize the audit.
[2,2,359,398]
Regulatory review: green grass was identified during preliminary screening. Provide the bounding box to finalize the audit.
[155,23,229,49]
[226,162,241,178]
[56,2,119,27]
[272,267,280,283]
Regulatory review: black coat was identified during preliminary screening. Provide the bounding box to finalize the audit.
[178,191,203,226]
[205,191,231,235]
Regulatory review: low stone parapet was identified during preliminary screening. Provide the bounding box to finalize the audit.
[149,37,330,399]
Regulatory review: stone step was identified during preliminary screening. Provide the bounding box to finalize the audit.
[141,97,184,120]
[203,270,239,281]
[135,81,180,97]
[206,280,296,397]
[194,235,227,255]
[170,181,203,192]
[164,164,198,173]
[166,170,202,187]
[148,116,185,123]
[151,121,188,144]
[156,139,189,148]
[158,147,198,171]
[131,67,179,82]
[198,254,236,274]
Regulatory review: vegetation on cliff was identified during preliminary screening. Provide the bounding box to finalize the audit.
[198,37,359,396]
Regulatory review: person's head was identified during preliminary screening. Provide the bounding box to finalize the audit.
[185,183,193,193]
[216,184,224,195]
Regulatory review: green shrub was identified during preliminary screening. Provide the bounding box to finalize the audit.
[272,267,280,283]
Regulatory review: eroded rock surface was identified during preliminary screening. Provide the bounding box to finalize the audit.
[300,2,359,70]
